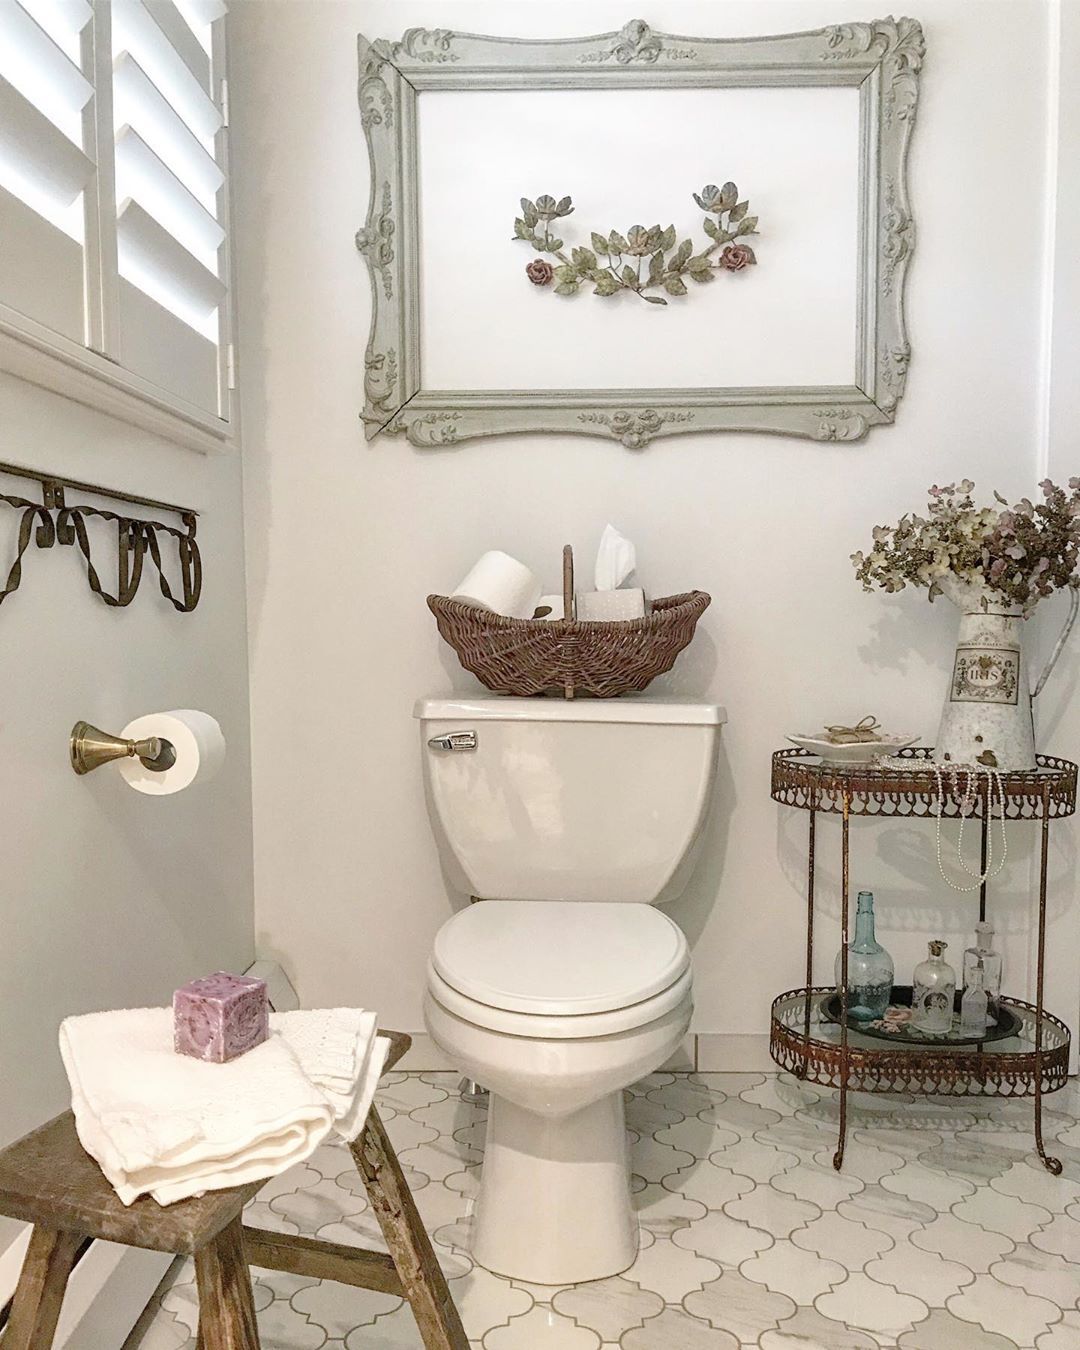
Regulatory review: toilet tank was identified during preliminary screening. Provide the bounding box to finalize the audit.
[415,696,725,904]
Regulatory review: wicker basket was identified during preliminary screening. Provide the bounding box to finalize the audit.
[428,545,710,699]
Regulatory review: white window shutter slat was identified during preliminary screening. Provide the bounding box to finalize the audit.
[112,51,221,204]
[0,72,94,205]
[115,123,223,263]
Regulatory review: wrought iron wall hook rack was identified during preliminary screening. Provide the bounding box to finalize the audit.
[0,461,202,613]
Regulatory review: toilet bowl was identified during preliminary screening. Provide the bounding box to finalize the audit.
[416,695,724,1283]
[424,901,693,1284]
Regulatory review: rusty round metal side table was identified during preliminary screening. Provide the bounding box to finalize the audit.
[770,746,1077,1173]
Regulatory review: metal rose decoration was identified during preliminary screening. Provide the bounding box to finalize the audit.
[513,184,760,305]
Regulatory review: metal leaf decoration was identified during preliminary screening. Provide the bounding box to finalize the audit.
[514,184,760,305]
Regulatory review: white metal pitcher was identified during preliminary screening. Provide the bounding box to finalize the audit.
[935,575,1079,770]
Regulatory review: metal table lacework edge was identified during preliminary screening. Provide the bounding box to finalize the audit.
[769,746,1078,1174]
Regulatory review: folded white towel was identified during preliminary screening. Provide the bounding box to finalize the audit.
[60,1006,386,1206]
[271,1009,390,1141]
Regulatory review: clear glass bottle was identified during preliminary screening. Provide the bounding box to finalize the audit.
[834,891,894,1022]
[963,921,1002,1026]
[960,960,988,1039]
[912,940,956,1034]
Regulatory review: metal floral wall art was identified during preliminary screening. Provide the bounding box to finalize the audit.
[515,184,759,304]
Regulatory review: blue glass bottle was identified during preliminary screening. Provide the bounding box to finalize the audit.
[834,891,894,1022]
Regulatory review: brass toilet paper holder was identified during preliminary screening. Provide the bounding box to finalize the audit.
[70,721,177,776]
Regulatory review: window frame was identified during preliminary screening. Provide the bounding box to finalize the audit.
[0,0,234,455]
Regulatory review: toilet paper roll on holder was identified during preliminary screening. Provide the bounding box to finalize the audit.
[69,721,177,776]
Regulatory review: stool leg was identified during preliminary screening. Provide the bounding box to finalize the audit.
[194,1217,260,1350]
[350,1106,469,1350]
[4,1225,83,1350]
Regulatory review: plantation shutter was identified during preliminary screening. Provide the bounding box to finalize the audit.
[0,0,232,439]
[111,0,229,415]
[0,0,95,343]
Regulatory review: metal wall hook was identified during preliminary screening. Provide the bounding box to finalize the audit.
[0,462,201,613]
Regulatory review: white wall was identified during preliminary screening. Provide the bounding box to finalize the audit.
[0,375,254,1252]
[232,0,1076,1052]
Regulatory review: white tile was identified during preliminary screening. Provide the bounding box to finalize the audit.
[836,1184,937,1241]
[1036,1311,1080,1349]
[761,1306,880,1349]
[671,1210,773,1266]
[481,1306,601,1349]
[864,1242,974,1304]
[815,1271,928,1338]
[793,1211,892,1267]
[991,1160,1080,1214]
[707,1135,798,1182]
[632,1182,706,1236]
[661,1160,755,1209]
[128,1070,1080,1350]
[623,1234,722,1301]
[620,1305,739,1348]
[627,1136,696,1184]
[447,1266,535,1340]
[880,1162,976,1209]
[739,1239,846,1304]
[946,1274,1061,1346]
[951,1187,1054,1242]
[654,1115,734,1156]
[682,1269,796,1341]
[550,1276,664,1341]
[724,1185,822,1240]
[1031,1212,1080,1263]
[288,1278,403,1336]
[910,1213,1015,1274]
[988,1243,1080,1309]
[771,1158,865,1208]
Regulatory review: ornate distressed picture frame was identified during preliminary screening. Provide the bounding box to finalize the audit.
[357,18,923,447]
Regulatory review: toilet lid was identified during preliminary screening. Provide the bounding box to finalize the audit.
[431,901,690,1016]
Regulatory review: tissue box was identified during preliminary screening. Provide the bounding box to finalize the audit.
[173,971,269,1063]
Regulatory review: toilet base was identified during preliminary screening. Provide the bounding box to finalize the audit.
[472,1090,637,1285]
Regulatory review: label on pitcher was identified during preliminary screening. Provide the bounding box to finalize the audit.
[951,645,1020,705]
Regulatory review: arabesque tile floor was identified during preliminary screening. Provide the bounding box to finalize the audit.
[126,1070,1080,1350]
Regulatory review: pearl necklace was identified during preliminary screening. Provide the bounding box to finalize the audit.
[878,757,1008,892]
[930,762,1008,892]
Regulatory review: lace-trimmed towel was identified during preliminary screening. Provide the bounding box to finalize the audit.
[59,1006,388,1206]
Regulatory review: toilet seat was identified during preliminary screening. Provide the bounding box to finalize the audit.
[429,900,692,1037]
[426,962,693,1039]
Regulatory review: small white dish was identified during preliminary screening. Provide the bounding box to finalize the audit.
[786,733,919,766]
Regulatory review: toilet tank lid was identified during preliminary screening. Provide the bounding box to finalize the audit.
[414,696,726,726]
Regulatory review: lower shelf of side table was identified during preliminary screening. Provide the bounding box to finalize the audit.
[771,987,1071,1098]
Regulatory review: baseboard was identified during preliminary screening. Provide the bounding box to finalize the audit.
[393,1032,775,1074]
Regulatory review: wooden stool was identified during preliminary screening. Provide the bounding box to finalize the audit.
[0,1031,468,1349]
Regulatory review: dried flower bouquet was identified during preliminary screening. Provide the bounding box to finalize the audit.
[852,479,1080,613]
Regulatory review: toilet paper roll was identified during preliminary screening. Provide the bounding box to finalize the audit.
[532,593,573,621]
[118,710,226,796]
[577,589,647,621]
[451,551,541,620]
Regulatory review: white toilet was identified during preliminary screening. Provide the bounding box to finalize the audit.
[416,695,724,1285]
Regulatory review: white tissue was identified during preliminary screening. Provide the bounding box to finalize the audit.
[451,551,541,619]
[594,524,637,592]
[578,589,647,621]
[117,710,225,796]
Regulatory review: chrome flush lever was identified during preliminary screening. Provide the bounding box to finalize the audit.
[427,731,478,751]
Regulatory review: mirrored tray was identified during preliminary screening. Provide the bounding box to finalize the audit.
[821,985,1022,1046]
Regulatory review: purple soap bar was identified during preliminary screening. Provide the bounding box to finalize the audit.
[173,971,269,1063]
